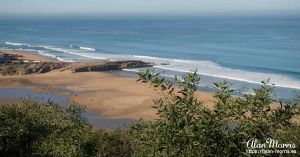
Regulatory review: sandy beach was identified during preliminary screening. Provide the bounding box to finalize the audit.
[0,50,215,120]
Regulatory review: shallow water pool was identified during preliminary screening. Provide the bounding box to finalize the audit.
[0,87,137,128]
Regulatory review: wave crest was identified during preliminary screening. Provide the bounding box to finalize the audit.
[79,47,96,51]
[5,42,30,46]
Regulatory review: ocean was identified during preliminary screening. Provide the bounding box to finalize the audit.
[0,15,299,99]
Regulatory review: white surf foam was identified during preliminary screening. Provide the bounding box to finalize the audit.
[79,46,96,51]
[155,65,300,90]
[56,57,74,62]
[37,51,57,58]
[5,42,30,46]
[43,46,108,60]
[122,69,140,73]
[130,55,300,90]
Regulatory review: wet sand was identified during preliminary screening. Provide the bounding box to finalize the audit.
[0,70,215,120]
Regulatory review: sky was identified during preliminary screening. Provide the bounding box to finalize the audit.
[0,0,300,15]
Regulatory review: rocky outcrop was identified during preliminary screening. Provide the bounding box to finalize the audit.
[0,53,152,76]
[70,60,152,73]
[0,53,69,75]
[0,62,69,75]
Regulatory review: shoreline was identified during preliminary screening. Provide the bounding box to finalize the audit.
[0,50,216,120]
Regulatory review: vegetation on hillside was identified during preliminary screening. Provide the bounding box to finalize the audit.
[0,100,131,157]
[0,70,299,156]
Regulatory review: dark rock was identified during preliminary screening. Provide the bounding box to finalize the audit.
[71,60,153,73]
[0,62,69,76]
[160,62,169,65]
[0,55,152,75]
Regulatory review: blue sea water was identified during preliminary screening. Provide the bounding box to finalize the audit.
[0,15,299,99]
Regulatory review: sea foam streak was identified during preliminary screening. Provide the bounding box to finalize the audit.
[43,46,107,60]
[5,42,30,46]
[37,51,57,59]
[56,57,74,62]
[79,47,96,51]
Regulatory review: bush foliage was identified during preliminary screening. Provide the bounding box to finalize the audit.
[0,100,131,157]
[0,70,299,156]
[132,70,300,156]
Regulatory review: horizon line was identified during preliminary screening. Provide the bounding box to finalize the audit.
[1,9,300,16]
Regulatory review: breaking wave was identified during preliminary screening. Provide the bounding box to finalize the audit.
[5,41,30,46]
[43,46,107,60]
[79,46,96,51]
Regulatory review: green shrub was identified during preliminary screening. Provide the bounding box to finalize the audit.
[0,100,132,157]
[132,70,300,157]
[92,129,132,157]
[0,100,95,156]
